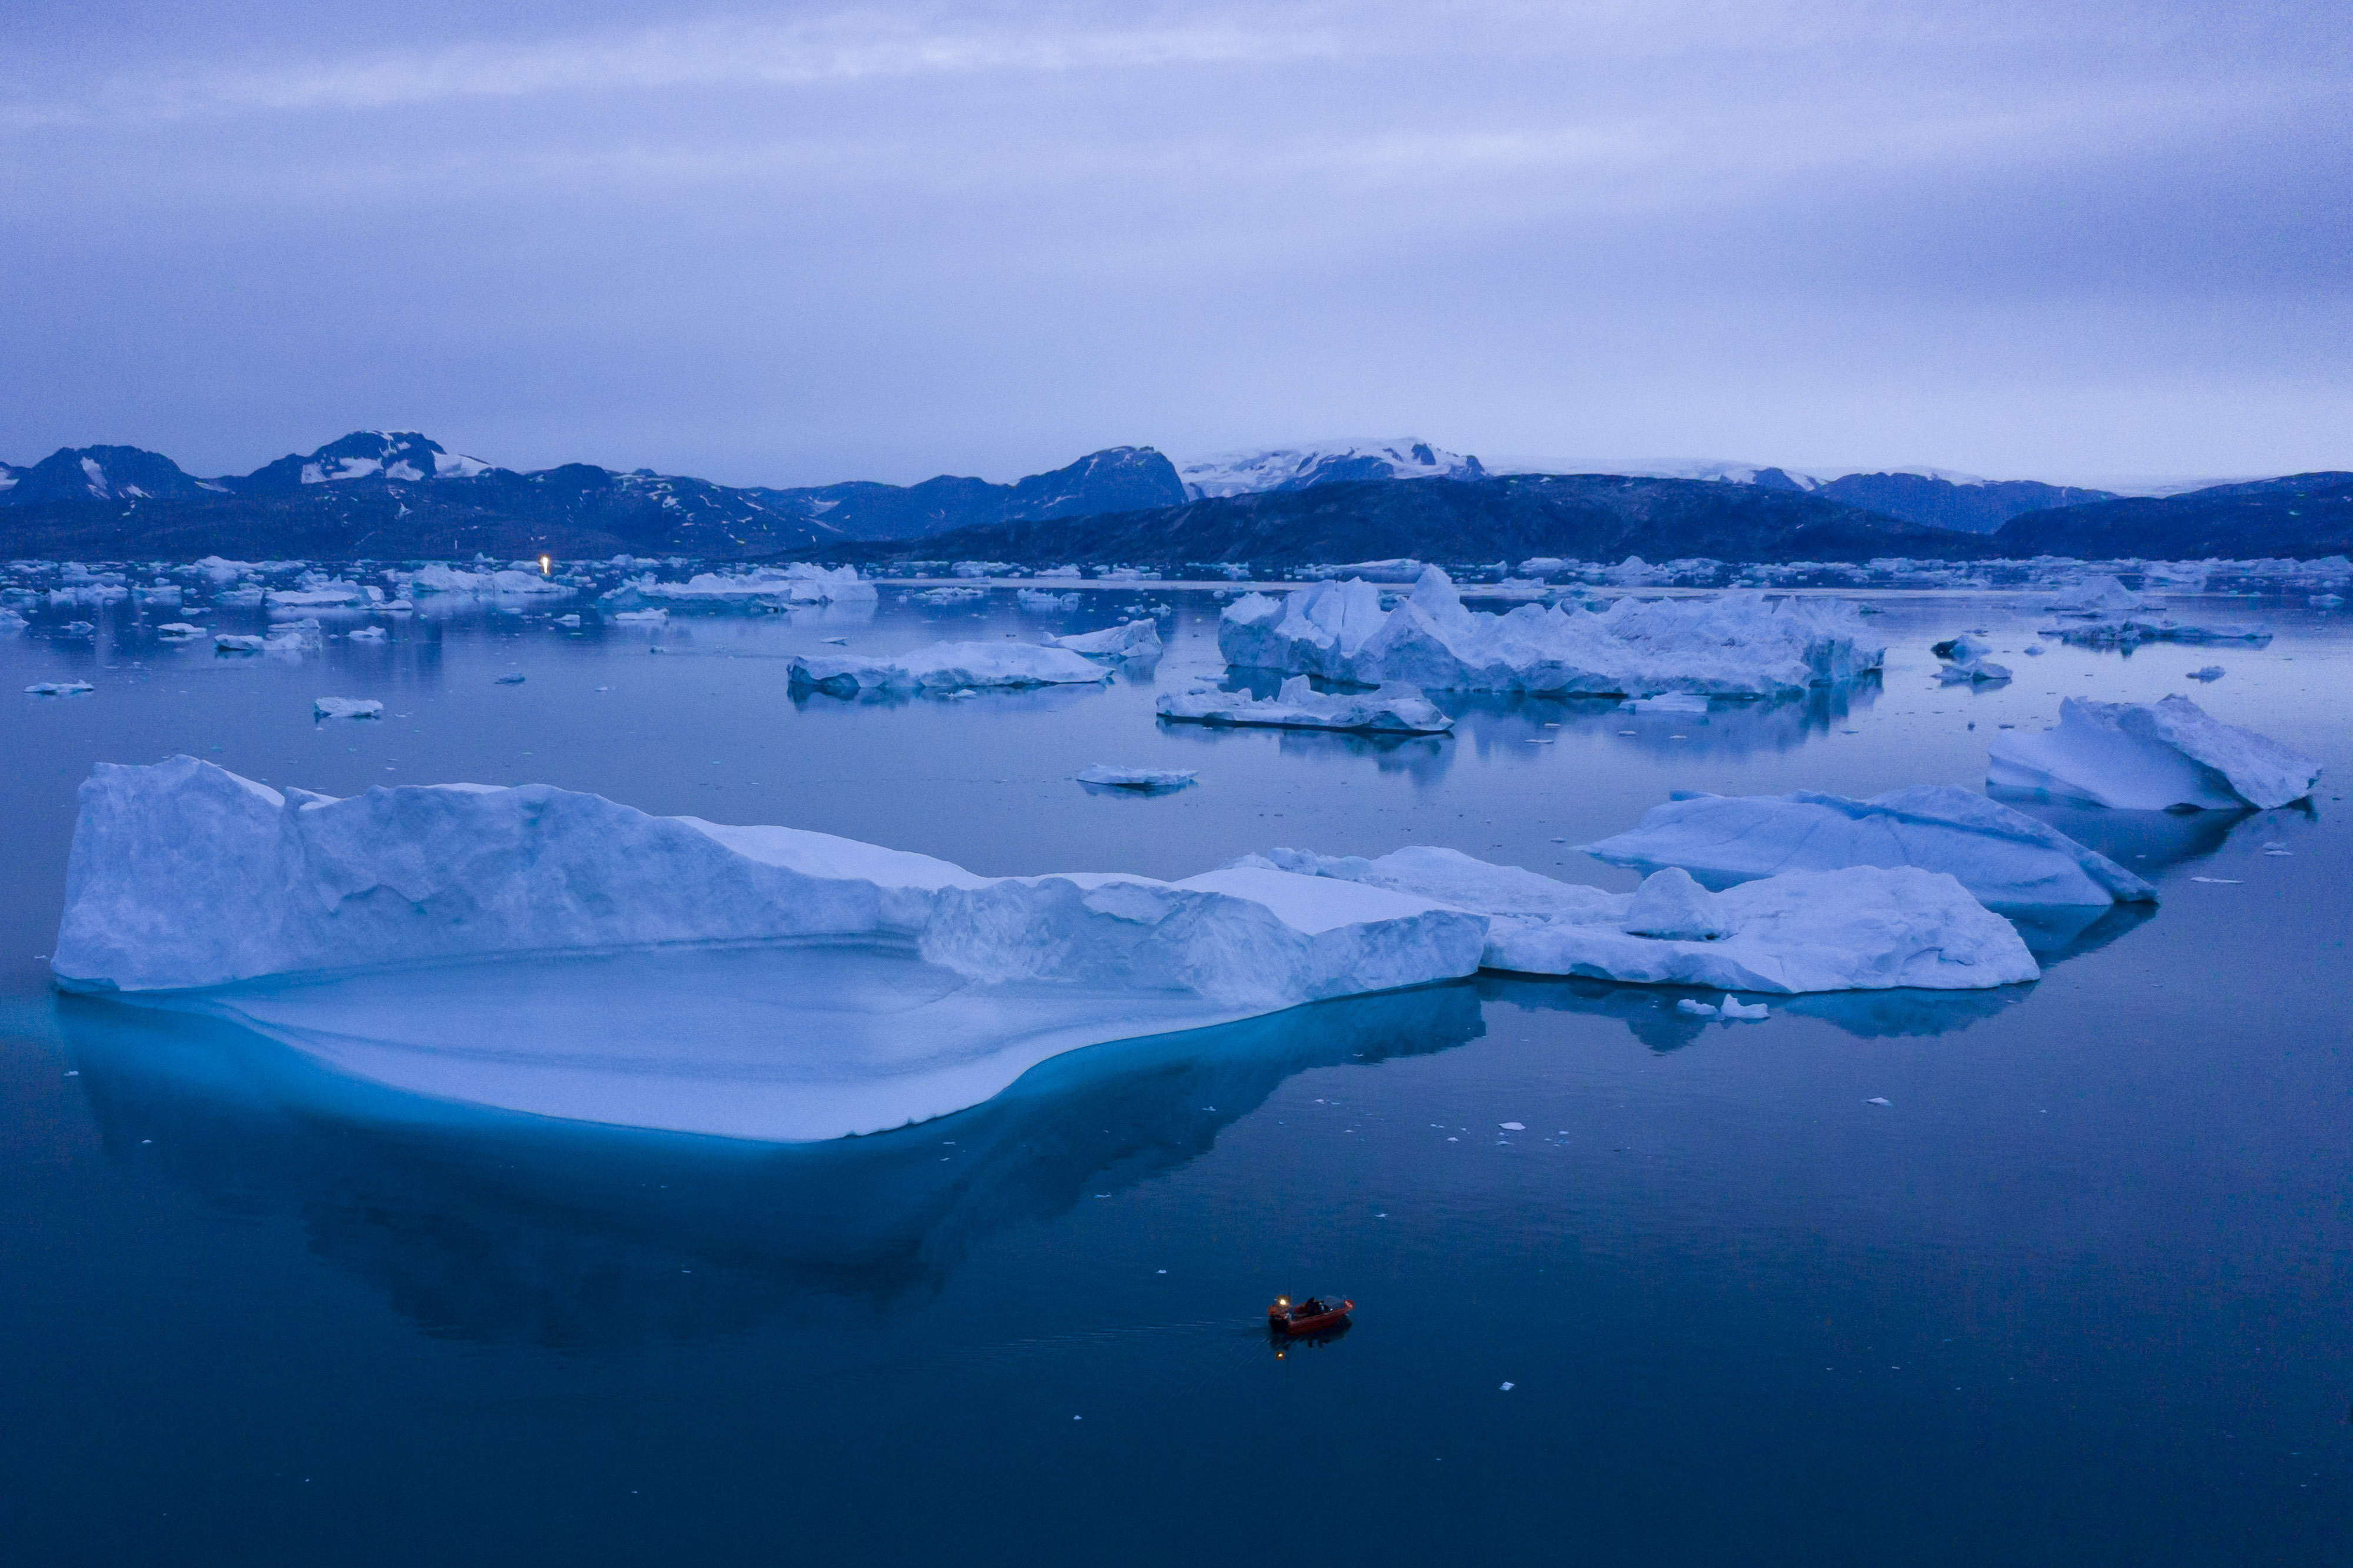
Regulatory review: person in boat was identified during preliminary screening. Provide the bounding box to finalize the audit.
[1295,1297,1324,1316]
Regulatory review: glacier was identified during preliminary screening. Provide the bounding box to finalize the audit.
[1987,695,2321,810]
[788,641,1113,695]
[1156,676,1455,734]
[1234,848,2038,993]
[1580,785,2158,906]
[1217,568,1883,696]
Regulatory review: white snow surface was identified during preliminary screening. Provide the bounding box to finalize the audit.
[1047,619,1164,658]
[790,641,1113,693]
[1234,846,2038,993]
[1156,675,1454,734]
[1178,438,1481,499]
[51,759,1487,1137]
[1987,695,2321,810]
[1218,568,1882,696]
[1581,785,2157,906]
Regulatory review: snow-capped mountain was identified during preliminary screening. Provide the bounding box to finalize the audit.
[1178,439,1487,499]
[236,431,491,491]
[0,445,218,505]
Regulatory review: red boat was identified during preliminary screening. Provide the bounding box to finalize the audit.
[1267,1293,1354,1335]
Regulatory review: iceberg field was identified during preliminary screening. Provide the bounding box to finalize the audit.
[1218,568,1882,696]
[1237,848,2039,993]
[1581,786,2157,906]
[789,641,1113,695]
[1156,676,1454,734]
[1987,696,2321,810]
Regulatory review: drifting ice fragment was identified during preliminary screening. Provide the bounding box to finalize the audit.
[1677,999,1719,1016]
[495,673,527,685]
[1865,1096,1892,1106]
[156,623,202,639]
[1718,996,1769,1020]
[1499,1122,1525,1130]
[1048,620,1163,658]
[346,626,388,643]
[214,635,265,653]
[789,641,1113,695]
[1075,765,1197,793]
[2189,666,2224,682]
[1620,692,1709,714]
[1987,695,2319,810]
[1156,676,1453,735]
[26,680,95,696]
[1217,567,1882,696]
[313,698,384,719]
[1235,846,2038,993]
[1582,785,2157,906]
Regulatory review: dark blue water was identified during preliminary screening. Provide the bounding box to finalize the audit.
[4,583,2350,1564]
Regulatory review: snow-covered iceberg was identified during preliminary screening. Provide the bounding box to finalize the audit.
[2040,616,2270,649]
[1075,765,1197,792]
[1218,568,1882,696]
[51,758,1488,1139]
[1236,848,2038,993]
[1156,676,1454,734]
[1987,695,2321,810]
[1581,786,2157,906]
[1046,619,1162,658]
[2044,575,2154,616]
[789,641,1113,695]
[609,565,875,610]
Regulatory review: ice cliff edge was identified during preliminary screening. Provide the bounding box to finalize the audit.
[52,756,1487,1001]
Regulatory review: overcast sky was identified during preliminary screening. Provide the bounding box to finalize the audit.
[4,1,2347,486]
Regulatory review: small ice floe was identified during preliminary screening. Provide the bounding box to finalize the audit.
[1017,589,1082,612]
[2189,666,2224,682]
[2188,876,2242,884]
[611,609,668,625]
[1499,1382,1515,1392]
[1583,784,2155,908]
[1932,633,2010,685]
[2021,645,2044,656]
[1075,765,1197,793]
[1677,998,1719,1016]
[1865,1096,1892,1107]
[346,625,388,643]
[314,698,383,720]
[1619,692,1709,714]
[26,680,95,696]
[1156,675,1453,735]
[215,635,266,653]
[2314,593,2346,608]
[556,614,582,628]
[156,623,202,640]
[495,673,527,685]
[822,636,848,645]
[790,642,1112,695]
[1048,620,1162,659]
[1987,695,2320,810]
[1499,1121,1525,1131]
[1719,996,1769,1020]
[58,620,97,637]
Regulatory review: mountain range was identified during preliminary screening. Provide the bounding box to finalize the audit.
[1,430,2345,563]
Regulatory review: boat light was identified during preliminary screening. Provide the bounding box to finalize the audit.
[538,554,553,576]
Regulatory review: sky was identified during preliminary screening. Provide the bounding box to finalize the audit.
[3,1,2348,488]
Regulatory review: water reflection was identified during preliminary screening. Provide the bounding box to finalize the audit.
[55,983,1484,1349]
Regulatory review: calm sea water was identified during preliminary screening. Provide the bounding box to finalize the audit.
[3,583,2349,1566]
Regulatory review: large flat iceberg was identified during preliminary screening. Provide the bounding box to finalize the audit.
[51,758,1486,1139]
[1218,568,1882,696]
[1581,785,2157,906]
[607,565,876,610]
[1156,676,1454,735]
[789,641,1112,694]
[1987,695,2321,810]
[1235,847,2038,993]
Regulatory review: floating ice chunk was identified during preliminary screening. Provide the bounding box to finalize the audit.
[1619,692,1709,714]
[346,625,388,643]
[1237,846,2037,993]
[1937,658,2011,685]
[156,623,202,639]
[1075,765,1197,793]
[610,608,667,623]
[1217,567,1882,696]
[789,640,1113,695]
[1677,998,1719,1016]
[1017,589,1083,612]
[1865,1096,1892,1106]
[2189,665,2224,682]
[2022,645,2044,656]
[49,759,1485,1136]
[1932,633,1995,663]
[2040,616,2268,649]
[610,565,874,610]
[0,609,27,633]
[913,585,984,605]
[1719,996,1769,1020]
[1155,675,1453,734]
[556,613,582,628]
[1583,785,2157,906]
[2044,575,2152,616]
[268,582,367,609]
[1499,1121,1525,1130]
[494,672,526,685]
[1048,619,1163,658]
[214,634,266,653]
[26,680,95,696]
[1987,695,2320,810]
[314,698,383,719]
[2315,593,2346,608]
[1623,867,1731,939]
